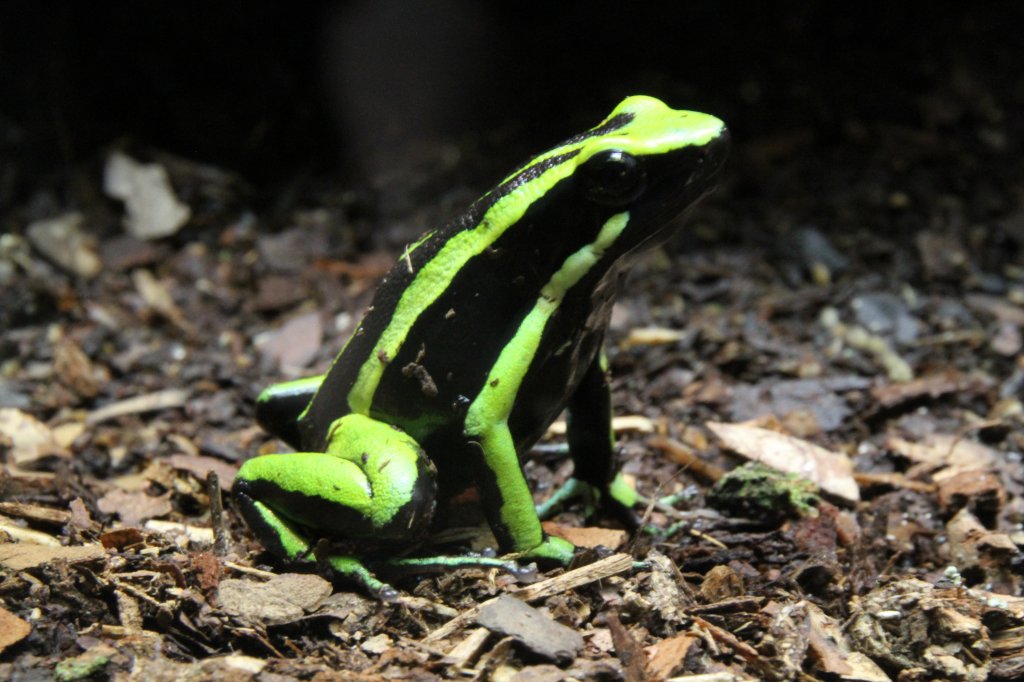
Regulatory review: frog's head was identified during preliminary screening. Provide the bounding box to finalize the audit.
[571,95,729,253]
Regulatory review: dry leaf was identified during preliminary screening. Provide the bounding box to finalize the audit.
[645,633,698,681]
[0,408,69,468]
[0,606,32,654]
[885,434,999,470]
[541,522,627,550]
[166,453,238,489]
[97,488,173,527]
[707,421,860,503]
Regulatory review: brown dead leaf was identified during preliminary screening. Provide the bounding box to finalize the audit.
[885,434,999,470]
[644,633,698,681]
[97,488,173,527]
[541,523,626,550]
[53,336,104,399]
[707,421,860,503]
[870,370,965,409]
[0,408,69,469]
[68,497,95,531]
[935,469,1005,520]
[0,605,31,654]
[256,310,323,369]
[166,453,238,489]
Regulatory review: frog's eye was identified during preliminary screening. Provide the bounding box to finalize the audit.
[580,150,646,206]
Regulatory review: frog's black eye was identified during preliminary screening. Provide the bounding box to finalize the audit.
[580,150,646,206]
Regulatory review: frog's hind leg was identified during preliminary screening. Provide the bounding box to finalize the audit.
[537,349,639,527]
[233,492,399,598]
[234,414,438,598]
[254,375,325,449]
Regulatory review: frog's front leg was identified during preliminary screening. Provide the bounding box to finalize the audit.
[467,424,576,566]
[234,413,437,598]
[536,349,639,526]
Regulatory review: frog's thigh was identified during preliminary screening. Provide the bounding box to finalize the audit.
[566,348,615,488]
[255,375,324,448]
[235,450,434,541]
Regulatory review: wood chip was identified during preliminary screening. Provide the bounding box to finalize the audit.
[85,388,189,425]
[0,543,106,570]
[649,435,726,482]
[145,519,215,544]
[133,268,197,335]
[607,610,646,682]
[621,326,689,348]
[805,600,891,681]
[445,627,491,668]
[0,501,71,526]
[546,414,655,436]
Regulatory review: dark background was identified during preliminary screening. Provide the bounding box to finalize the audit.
[2,2,1020,208]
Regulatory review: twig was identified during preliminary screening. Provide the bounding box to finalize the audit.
[206,471,229,556]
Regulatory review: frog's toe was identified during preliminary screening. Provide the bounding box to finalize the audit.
[521,534,576,567]
[536,477,601,520]
[328,555,398,601]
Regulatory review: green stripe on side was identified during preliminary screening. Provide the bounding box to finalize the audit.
[463,212,631,540]
[465,211,630,434]
[345,160,580,414]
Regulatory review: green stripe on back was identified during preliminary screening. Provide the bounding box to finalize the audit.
[464,211,631,436]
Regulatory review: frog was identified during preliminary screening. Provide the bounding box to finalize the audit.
[234,95,728,598]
